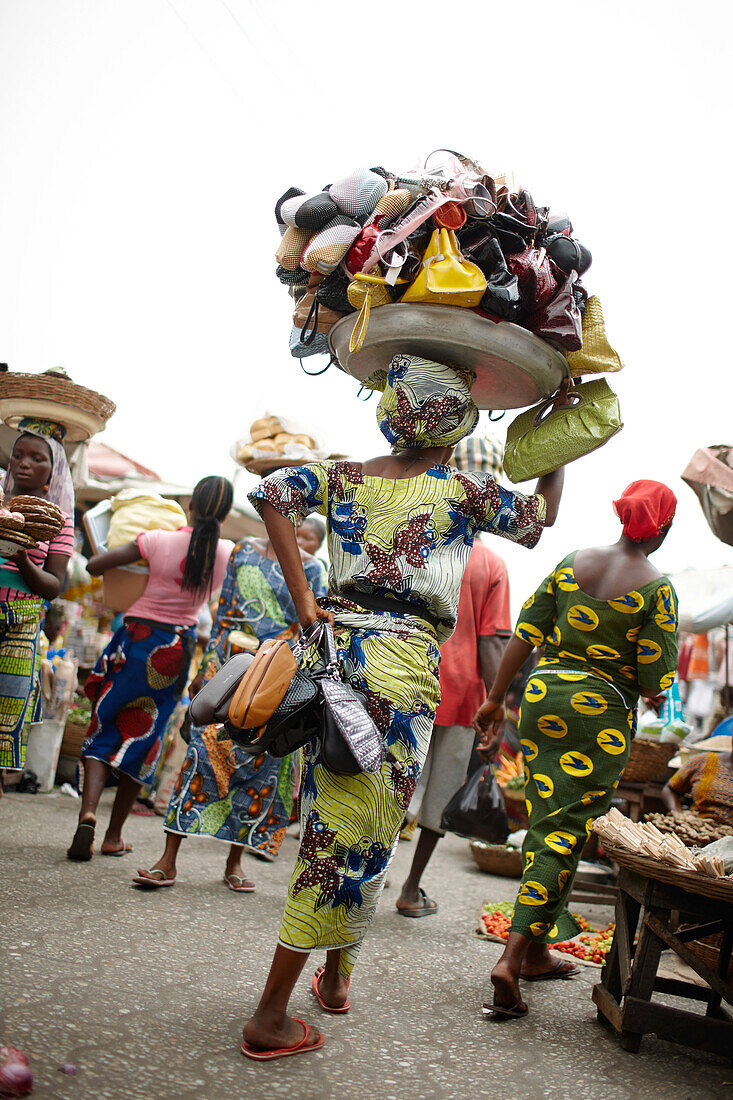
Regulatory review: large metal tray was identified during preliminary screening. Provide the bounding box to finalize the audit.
[328,304,569,410]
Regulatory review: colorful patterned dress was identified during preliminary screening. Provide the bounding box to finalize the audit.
[249,460,546,975]
[82,620,197,784]
[511,552,679,941]
[164,540,327,858]
[668,752,733,827]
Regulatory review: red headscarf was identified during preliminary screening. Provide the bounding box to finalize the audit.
[613,480,677,542]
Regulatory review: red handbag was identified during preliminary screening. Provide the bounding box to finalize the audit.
[507,247,557,311]
[528,271,583,352]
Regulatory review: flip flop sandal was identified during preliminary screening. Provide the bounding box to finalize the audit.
[101,842,133,857]
[396,887,438,918]
[240,1020,325,1061]
[482,1001,529,1019]
[132,869,176,888]
[520,961,581,982]
[311,967,351,1014]
[67,822,95,861]
[223,873,256,893]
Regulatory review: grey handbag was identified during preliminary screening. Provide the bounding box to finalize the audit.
[315,621,385,775]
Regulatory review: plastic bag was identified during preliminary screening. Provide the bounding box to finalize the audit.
[440,764,509,843]
[107,491,187,548]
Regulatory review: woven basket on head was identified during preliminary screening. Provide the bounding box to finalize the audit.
[0,371,116,441]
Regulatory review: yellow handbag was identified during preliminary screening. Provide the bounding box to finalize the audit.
[401,228,487,307]
[347,272,407,353]
[565,296,624,375]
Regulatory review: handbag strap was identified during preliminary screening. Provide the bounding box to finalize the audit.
[300,297,320,346]
[531,388,582,428]
[349,288,375,353]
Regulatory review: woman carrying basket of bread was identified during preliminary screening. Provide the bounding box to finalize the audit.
[238,354,569,1061]
[475,480,680,1020]
[0,421,75,776]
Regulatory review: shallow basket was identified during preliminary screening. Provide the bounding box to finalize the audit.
[470,841,523,878]
[620,738,677,783]
[328,304,569,411]
[604,843,733,904]
[0,372,116,442]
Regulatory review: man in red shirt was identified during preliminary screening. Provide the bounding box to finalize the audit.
[396,436,511,916]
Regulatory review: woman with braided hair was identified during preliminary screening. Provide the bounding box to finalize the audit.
[67,476,233,862]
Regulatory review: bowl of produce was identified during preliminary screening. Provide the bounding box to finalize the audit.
[470,840,523,877]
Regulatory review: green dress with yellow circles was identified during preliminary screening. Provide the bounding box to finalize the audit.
[511,551,678,941]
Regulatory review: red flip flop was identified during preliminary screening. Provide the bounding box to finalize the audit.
[240,1020,324,1061]
[311,967,351,1014]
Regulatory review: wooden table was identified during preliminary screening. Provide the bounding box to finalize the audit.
[614,780,666,822]
[593,862,733,1059]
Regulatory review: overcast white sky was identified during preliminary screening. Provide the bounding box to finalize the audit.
[1,0,731,612]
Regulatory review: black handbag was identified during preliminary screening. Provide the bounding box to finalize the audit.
[316,268,356,314]
[224,666,321,757]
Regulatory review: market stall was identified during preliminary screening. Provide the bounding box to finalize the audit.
[592,811,733,1057]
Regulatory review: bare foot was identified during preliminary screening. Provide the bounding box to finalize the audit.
[520,943,579,979]
[242,1012,322,1054]
[490,958,526,1012]
[313,965,349,1010]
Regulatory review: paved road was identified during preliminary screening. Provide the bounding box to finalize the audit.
[1,790,729,1099]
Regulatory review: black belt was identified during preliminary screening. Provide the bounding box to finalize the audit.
[342,590,443,632]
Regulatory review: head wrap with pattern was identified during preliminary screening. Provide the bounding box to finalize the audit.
[376,354,479,451]
[2,417,75,517]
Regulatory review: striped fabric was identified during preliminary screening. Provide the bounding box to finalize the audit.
[452,434,504,478]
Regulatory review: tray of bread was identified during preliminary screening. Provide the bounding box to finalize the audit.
[0,488,65,556]
[232,415,325,475]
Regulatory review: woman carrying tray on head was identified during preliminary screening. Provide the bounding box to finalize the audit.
[475,480,679,1020]
[133,475,327,893]
[66,477,234,861]
[239,354,569,1061]
[0,421,75,776]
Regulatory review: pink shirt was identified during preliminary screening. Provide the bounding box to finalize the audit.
[126,527,233,627]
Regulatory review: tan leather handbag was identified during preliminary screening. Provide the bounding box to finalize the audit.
[227,639,296,730]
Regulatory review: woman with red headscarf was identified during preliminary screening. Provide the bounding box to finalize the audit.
[474,480,679,1020]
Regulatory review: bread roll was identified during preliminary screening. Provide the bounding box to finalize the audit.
[292,434,316,450]
[236,443,254,464]
[254,439,279,453]
[250,416,283,442]
[273,433,296,447]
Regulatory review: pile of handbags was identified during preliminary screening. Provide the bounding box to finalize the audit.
[190,621,385,775]
[275,149,621,373]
